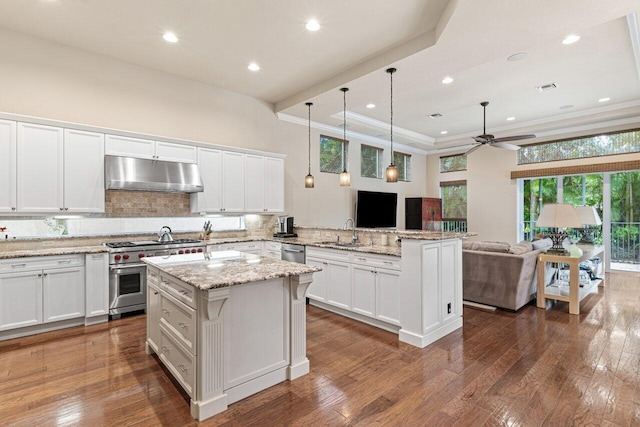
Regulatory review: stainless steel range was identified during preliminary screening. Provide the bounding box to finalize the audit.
[106,238,205,318]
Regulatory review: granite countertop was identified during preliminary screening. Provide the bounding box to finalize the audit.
[0,245,109,260]
[143,251,320,290]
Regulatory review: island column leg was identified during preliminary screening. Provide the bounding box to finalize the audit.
[192,288,230,421]
[288,272,314,380]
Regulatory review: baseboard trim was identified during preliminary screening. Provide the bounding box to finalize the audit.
[463,300,497,312]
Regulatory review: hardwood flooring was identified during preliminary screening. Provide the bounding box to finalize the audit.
[1,271,639,426]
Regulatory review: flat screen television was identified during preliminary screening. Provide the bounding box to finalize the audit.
[356,190,398,228]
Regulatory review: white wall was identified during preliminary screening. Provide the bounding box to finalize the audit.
[0,28,427,229]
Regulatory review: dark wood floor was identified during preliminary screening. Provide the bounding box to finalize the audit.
[1,271,639,426]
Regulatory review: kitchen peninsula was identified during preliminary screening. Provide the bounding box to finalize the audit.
[142,251,318,421]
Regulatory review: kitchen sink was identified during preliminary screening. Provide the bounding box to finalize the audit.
[318,241,363,247]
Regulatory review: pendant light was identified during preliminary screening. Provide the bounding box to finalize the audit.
[385,67,398,183]
[305,102,315,188]
[339,87,351,187]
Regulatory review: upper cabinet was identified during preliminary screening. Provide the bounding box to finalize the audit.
[222,151,245,212]
[0,120,17,213]
[191,147,223,213]
[14,123,104,214]
[245,155,285,213]
[63,129,105,213]
[105,135,197,163]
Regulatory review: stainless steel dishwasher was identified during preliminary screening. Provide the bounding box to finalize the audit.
[281,243,305,264]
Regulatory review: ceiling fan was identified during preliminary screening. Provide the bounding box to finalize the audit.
[465,101,535,155]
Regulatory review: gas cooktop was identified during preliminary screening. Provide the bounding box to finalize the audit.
[105,238,202,249]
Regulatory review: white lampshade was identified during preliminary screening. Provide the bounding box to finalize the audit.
[535,203,583,229]
[574,205,602,226]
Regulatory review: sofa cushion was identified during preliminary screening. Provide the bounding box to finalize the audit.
[462,240,474,250]
[509,241,533,255]
[532,237,553,250]
[471,241,511,253]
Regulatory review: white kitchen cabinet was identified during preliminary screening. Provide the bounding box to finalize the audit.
[375,267,401,325]
[105,135,196,163]
[209,241,261,255]
[191,147,223,213]
[64,129,105,213]
[351,265,376,317]
[244,154,265,212]
[17,123,64,213]
[244,155,285,213]
[0,119,17,213]
[325,260,351,310]
[85,253,109,321]
[439,240,461,325]
[43,266,85,323]
[222,151,245,212]
[264,157,285,212]
[262,241,282,259]
[146,280,161,353]
[0,271,43,331]
[305,257,327,302]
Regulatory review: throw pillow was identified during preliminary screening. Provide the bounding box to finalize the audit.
[532,237,553,250]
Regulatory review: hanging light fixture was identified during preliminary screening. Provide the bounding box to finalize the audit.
[305,102,315,188]
[339,87,351,186]
[385,67,398,183]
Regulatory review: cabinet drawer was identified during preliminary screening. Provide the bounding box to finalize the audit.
[159,327,195,398]
[306,247,350,263]
[160,275,196,309]
[160,293,196,355]
[351,253,401,271]
[0,255,83,274]
[219,242,261,252]
[147,268,160,287]
[264,241,281,252]
[263,250,281,260]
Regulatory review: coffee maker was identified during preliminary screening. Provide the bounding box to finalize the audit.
[274,216,296,237]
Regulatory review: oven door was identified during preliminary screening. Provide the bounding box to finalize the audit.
[109,264,147,314]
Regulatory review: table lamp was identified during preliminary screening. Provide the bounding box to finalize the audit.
[535,203,583,253]
[574,205,602,243]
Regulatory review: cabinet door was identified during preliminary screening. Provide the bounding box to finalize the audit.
[0,271,42,331]
[222,151,245,212]
[85,253,109,318]
[105,134,155,159]
[306,257,327,302]
[421,243,441,334]
[17,123,64,213]
[376,267,401,325]
[192,147,222,212]
[351,265,376,317]
[43,267,85,323]
[147,283,161,353]
[326,260,351,310]
[64,129,105,213]
[0,119,17,213]
[155,141,197,163]
[440,240,461,325]
[244,154,265,212]
[265,157,284,213]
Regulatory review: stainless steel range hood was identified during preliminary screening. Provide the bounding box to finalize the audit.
[105,155,204,193]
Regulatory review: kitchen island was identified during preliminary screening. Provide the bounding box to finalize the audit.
[143,251,318,421]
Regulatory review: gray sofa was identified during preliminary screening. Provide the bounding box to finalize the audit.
[462,240,547,311]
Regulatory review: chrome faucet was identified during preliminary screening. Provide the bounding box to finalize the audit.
[344,218,358,243]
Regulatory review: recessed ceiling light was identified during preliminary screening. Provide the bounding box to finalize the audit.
[536,82,558,92]
[559,104,574,110]
[306,19,320,31]
[440,131,448,135]
[366,103,376,109]
[598,97,610,103]
[562,34,580,45]
[506,117,515,121]
[507,52,527,62]
[162,32,178,43]
[248,63,260,71]
[441,76,453,84]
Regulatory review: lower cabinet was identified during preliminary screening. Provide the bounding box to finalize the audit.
[42,266,85,323]
[147,281,162,353]
[307,247,401,327]
[207,241,262,255]
[0,271,43,331]
[85,253,109,320]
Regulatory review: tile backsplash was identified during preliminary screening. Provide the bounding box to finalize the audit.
[105,190,194,217]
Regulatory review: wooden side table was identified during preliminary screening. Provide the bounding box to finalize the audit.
[536,244,605,315]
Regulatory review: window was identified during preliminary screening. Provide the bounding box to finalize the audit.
[320,135,348,174]
[440,181,467,219]
[361,145,383,179]
[393,152,411,181]
[517,128,640,165]
[440,154,467,172]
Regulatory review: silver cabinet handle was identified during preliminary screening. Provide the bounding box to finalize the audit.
[58,260,72,264]
[162,309,171,314]
[153,291,158,295]
[178,289,189,295]
[177,364,188,373]
[11,207,15,211]
[161,346,169,353]
[357,258,366,262]
[11,263,26,268]
[43,273,48,276]
[38,273,42,277]
[383,261,393,265]
[64,207,69,211]
[178,322,188,329]
[59,207,64,211]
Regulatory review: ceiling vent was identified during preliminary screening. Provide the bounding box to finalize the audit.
[536,82,558,92]
[429,113,444,119]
